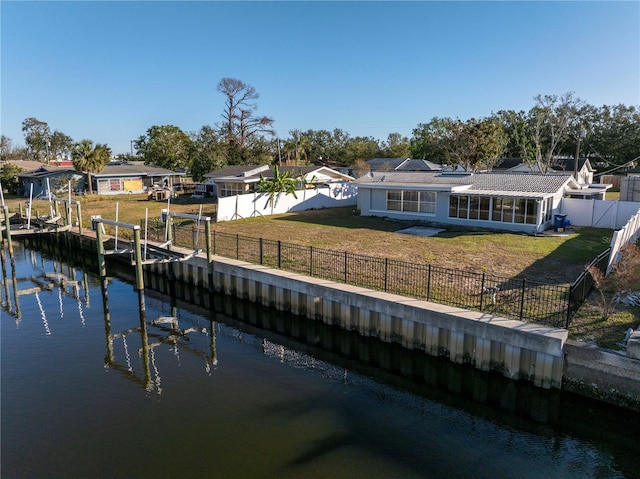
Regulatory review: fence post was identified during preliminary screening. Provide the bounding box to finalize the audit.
[566,284,573,329]
[259,237,263,265]
[479,272,485,311]
[277,240,281,269]
[309,246,313,276]
[205,219,213,293]
[76,203,83,235]
[213,230,216,255]
[384,257,388,292]
[344,251,348,284]
[236,233,239,259]
[427,264,431,301]
[519,278,526,320]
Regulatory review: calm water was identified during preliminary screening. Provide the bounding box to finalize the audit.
[1,242,639,479]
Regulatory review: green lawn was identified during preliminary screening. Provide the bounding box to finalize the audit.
[4,195,636,348]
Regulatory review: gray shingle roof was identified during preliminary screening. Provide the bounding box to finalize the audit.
[92,164,183,177]
[397,159,443,171]
[365,158,406,170]
[365,158,443,172]
[16,166,77,179]
[354,171,574,195]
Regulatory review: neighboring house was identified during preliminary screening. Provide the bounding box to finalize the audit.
[90,163,185,195]
[494,158,595,185]
[16,166,85,197]
[200,164,353,198]
[366,158,444,173]
[354,171,601,234]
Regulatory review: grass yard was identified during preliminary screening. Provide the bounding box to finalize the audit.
[208,206,610,285]
[3,196,609,284]
[3,195,636,349]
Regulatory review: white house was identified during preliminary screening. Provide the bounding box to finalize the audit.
[354,171,588,234]
[201,165,353,198]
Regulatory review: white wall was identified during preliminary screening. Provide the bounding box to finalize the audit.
[216,183,357,222]
[560,198,640,229]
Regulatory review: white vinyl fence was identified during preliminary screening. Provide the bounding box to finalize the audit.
[559,198,640,273]
[216,183,358,222]
[607,208,640,273]
[560,198,640,229]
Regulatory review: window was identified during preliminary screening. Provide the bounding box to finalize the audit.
[387,190,402,211]
[469,196,480,220]
[403,190,419,212]
[492,197,503,221]
[525,199,537,224]
[386,190,436,214]
[449,196,458,218]
[479,197,490,220]
[449,194,540,226]
[219,182,246,197]
[502,198,515,223]
[419,191,436,213]
[514,199,526,223]
[544,198,553,222]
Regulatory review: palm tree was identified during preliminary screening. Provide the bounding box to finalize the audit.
[72,140,111,194]
[256,166,298,208]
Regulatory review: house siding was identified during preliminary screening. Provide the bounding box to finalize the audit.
[19,171,85,197]
[96,176,145,195]
[354,172,573,234]
[358,187,565,234]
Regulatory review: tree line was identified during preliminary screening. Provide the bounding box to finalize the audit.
[2,79,638,184]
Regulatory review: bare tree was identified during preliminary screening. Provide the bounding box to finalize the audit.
[217,78,274,164]
[530,92,584,173]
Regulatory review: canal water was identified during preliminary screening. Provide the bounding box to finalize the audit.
[2,241,639,479]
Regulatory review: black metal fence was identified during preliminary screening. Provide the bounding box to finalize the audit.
[568,248,611,320]
[145,219,573,328]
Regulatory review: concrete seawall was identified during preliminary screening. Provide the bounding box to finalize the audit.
[25,231,640,411]
[145,245,568,390]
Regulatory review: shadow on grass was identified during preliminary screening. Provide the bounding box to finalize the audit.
[278,207,612,286]
[512,227,611,286]
[274,206,424,231]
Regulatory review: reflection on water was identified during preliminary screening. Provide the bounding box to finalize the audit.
[1,240,639,479]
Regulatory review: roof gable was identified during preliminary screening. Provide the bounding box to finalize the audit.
[16,166,79,179]
[366,158,443,172]
[204,164,353,182]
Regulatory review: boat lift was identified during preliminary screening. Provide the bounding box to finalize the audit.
[91,208,214,295]
[16,179,83,234]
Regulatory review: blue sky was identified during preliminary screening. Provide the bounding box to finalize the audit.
[2,1,639,155]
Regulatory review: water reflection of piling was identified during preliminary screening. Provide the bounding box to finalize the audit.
[102,277,114,366]
[1,207,20,319]
[100,276,153,392]
[2,205,15,261]
[138,289,152,392]
[1,245,10,310]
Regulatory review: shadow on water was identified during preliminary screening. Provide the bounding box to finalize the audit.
[12,233,640,478]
